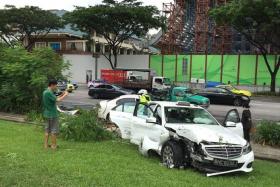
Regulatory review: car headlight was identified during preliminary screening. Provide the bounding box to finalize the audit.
[241,96,249,100]
[242,142,252,155]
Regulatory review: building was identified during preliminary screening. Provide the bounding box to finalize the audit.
[153,0,253,54]
[30,10,158,55]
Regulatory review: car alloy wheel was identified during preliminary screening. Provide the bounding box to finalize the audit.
[162,145,175,168]
[234,98,241,106]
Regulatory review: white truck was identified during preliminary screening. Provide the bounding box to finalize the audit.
[109,101,254,176]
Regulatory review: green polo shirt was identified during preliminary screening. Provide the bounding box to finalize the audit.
[43,89,58,118]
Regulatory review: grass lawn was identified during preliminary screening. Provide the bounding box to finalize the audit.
[0,120,279,187]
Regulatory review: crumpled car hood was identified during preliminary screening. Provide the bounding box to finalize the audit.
[165,124,246,146]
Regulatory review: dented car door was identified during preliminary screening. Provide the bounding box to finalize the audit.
[130,103,164,145]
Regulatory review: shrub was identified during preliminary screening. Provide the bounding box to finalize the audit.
[59,110,114,142]
[254,121,280,146]
[0,46,69,113]
[26,110,45,124]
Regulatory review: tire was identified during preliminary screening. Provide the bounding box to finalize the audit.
[233,98,242,106]
[161,141,184,168]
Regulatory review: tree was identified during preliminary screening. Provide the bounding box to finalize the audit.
[210,0,280,92]
[0,46,69,113]
[0,5,62,50]
[64,0,164,69]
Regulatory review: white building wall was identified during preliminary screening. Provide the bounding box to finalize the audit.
[63,54,150,83]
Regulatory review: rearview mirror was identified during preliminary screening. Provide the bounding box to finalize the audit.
[225,121,237,127]
[146,117,157,124]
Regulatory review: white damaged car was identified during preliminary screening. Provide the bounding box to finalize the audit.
[109,101,254,176]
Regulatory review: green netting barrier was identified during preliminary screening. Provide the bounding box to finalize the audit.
[150,54,280,86]
[177,55,191,82]
[207,55,221,82]
[257,55,275,86]
[277,55,280,86]
[150,55,162,76]
[191,55,205,79]
[223,55,238,84]
[239,55,256,85]
[163,55,176,81]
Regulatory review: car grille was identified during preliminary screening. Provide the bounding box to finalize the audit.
[204,145,242,159]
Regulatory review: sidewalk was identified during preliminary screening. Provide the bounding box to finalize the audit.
[0,112,279,161]
[0,112,26,123]
[252,143,280,161]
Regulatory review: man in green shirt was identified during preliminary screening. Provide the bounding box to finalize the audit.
[43,80,68,149]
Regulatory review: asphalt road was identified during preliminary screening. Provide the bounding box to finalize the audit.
[61,88,280,123]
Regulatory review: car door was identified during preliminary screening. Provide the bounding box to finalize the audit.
[130,103,165,145]
[199,88,216,103]
[223,109,244,138]
[216,88,234,105]
[109,101,137,139]
[96,85,107,98]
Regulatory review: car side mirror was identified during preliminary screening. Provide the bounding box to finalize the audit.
[146,117,157,124]
[225,121,237,127]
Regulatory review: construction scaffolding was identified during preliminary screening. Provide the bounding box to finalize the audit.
[159,0,186,54]
[158,0,252,54]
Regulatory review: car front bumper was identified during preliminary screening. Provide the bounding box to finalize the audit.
[192,151,254,177]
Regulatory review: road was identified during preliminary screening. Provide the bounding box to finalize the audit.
[61,88,280,123]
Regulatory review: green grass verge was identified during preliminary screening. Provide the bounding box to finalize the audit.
[0,120,280,187]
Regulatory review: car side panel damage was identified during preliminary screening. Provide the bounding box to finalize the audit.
[109,101,254,177]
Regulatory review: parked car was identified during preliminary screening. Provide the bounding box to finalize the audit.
[109,101,254,176]
[216,85,252,97]
[88,84,135,99]
[57,80,67,91]
[67,83,74,93]
[71,81,78,90]
[152,87,210,108]
[88,80,106,88]
[57,80,74,93]
[197,87,250,106]
[98,95,140,120]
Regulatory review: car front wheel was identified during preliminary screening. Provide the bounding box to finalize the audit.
[161,141,184,168]
[233,98,242,106]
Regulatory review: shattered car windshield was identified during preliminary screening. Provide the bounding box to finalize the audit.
[164,107,218,125]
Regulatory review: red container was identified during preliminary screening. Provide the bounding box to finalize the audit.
[101,69,127,84]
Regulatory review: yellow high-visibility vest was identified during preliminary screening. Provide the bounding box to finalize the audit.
[139,94,151,104]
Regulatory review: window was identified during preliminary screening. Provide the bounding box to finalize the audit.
[155,106,162,125]
[120,48,125,55]
[105,85,113,89]
[174,90,185,97]
[96,85,106,89]
[136,104,154,119]
[49,42,61,51]
[66,42,84,51]
[123,102,136,113]
[155,78,163,84]
[105,45,110,53]
[216,88,229,94]
[95,43,101,53]
[113,102,136,114]
[35,42,46,48]
[225,110,240,123]
[164,107,218,125]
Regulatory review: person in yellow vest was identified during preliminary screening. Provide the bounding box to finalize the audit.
[138,89,151,104]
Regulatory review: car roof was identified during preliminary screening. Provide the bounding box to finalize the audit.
[118,95,139,99]
[150,101,201,109]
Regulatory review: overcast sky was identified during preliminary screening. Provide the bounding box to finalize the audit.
[0,0,170,10]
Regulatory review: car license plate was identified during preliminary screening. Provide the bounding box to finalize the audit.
[213,159,238,167]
